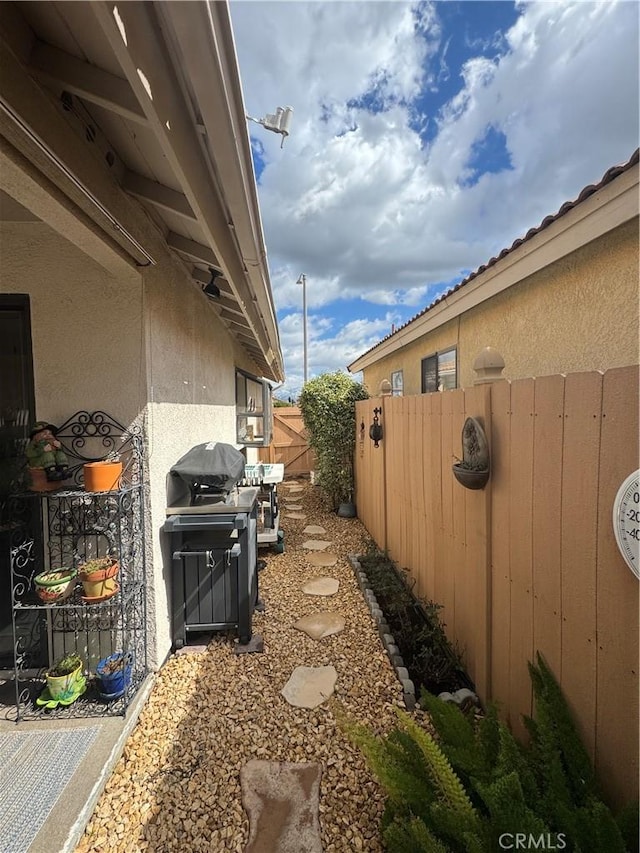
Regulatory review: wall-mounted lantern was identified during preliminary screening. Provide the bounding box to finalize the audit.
[369,407,383,447]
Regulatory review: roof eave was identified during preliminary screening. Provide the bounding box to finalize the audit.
[348,158,639,373]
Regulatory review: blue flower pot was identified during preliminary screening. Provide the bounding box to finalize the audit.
[96,651,133,698]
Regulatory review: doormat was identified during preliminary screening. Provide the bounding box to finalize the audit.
[0,726,99,853]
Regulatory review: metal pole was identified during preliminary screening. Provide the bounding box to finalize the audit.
[297,273,308,385]
[302,274,308,384]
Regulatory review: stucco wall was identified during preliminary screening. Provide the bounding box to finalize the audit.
[142,258,261,663]
[0,221,144,420]
[1,219,264,668]
[362,218,639,395]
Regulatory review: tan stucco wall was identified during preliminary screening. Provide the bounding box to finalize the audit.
[362,218,639,395]
[1,219,262,667]
[142,258,260,662]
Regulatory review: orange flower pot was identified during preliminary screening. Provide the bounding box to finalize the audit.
[83,461,122,492]
[78,558,120,598]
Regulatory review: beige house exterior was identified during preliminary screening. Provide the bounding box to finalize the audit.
[0,1,283,667]
[349,152,639,393]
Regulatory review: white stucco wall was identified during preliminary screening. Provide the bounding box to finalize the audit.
[1,218,265,668]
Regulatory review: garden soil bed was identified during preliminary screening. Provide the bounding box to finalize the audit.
[355,551,474,699]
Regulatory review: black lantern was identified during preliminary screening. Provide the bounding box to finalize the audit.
[369,407,383,447]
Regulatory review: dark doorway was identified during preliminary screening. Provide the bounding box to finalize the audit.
[0,295,40,668]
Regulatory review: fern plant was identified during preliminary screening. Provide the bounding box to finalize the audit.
[342,651,635,852]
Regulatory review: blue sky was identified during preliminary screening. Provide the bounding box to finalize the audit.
[230,1,639,399]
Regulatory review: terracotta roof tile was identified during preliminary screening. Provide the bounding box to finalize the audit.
[355,148,639,362]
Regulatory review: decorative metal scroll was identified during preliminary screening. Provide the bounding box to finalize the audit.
[54,410,145,488]
[4,409,148,721]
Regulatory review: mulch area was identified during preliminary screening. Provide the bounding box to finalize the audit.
[75,481,406,852]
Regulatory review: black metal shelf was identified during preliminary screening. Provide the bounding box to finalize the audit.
[4,410,148,721]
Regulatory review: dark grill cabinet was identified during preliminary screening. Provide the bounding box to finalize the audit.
[164,487,258,648]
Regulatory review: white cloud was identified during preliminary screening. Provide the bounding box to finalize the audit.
[275,310,397,398]
[232,0,638,385]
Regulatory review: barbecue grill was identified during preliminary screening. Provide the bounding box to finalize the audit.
[163,442,260,649]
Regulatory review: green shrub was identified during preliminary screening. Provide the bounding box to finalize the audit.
[343,653,632,852]
[298,372,368,508]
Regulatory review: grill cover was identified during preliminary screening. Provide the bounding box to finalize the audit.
[169,442,246,495]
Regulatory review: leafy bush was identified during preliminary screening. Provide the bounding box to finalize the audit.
[343,653,636,852]
[298,372,368,508]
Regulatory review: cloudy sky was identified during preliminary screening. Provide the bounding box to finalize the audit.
[230,0,639,399]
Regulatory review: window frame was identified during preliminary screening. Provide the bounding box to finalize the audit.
[390,369,404,397]
[235,369,273,447]
[421,346,458,393]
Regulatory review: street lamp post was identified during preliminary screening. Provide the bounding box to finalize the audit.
[296,273,308,385]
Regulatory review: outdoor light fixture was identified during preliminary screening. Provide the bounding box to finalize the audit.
[204,268,221,299]
[369,407,383,447]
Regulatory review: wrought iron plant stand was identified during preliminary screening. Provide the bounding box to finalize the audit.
[4,411,148,721]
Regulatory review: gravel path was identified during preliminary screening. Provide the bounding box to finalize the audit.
[75,483,405,852]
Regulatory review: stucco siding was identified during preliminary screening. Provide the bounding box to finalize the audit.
[142,259,259,663]
[362,218,639,395]
[1,219,265,668]
[0,221,144,420]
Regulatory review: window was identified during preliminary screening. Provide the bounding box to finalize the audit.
[391,370,404,397]
[421,347,457,393]
[235,370,272,446]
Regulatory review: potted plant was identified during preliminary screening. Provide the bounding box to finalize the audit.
[83,451,123,492]
[452,417,490,490]
[45,652,84,701]
[77,555,119,600]
[96,650,133,699]
[34,567,77,603]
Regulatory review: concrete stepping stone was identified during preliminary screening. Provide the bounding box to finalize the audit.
[307,552,338,567]
[294,612,345,640]
[286,486,304,493]
[302,577,339,596]
[281,665,337,709]
[303,525,326,535]
[302,539,332,551]
[241,760,322,853]
[283,504,303,510]
[284,512,307,519]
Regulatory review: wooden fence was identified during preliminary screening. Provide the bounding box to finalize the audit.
[259,406,315,477]
[354,366,639,808]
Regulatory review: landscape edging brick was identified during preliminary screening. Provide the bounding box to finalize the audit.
[348,554,416,711]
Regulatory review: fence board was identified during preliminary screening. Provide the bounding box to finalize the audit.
[508,379,535,739]
[451,390,469,665]
[430,393,443,608]
[490,380,511,718]
[532,375,565,679]
[422,393,436,600]
[595,365,639,808]
[560,371,602,759]
[464,384,492,697]
[440,391,456,636]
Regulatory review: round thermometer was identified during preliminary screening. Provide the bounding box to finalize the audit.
[612,469,639,579]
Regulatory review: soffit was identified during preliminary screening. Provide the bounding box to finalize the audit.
[4,0,282,382]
